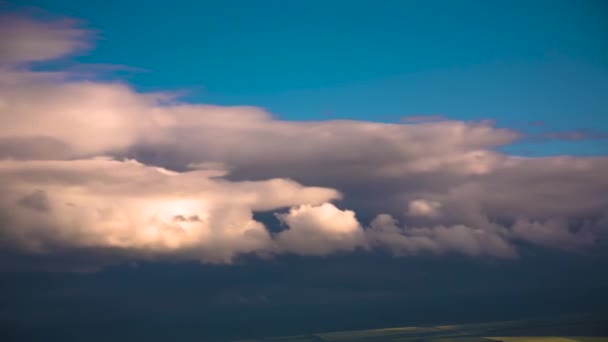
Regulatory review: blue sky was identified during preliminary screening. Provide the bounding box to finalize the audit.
[15,0,608,156]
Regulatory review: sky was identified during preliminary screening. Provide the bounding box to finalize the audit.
[13,0,608,156]
[1,0,608,341]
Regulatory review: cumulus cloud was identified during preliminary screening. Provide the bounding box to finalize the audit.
[511,218,596,251]
[1,11,608,268]
[367,214,517,258]
[0,79,171,157]
[275,203,367,256]
[0,158,340,263]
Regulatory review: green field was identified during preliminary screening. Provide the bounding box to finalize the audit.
[233,316,608,342]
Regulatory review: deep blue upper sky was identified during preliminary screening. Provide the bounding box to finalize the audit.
[16,0,608,155]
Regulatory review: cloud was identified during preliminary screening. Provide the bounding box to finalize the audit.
[0,158,339,263]
[275,203,367,256]
[407,199,442,217]
[0,78,171,157]
[367,214,518,258]
[400,114,446,123]
[1,12,608,269]
[529,130,608,142]
[511,218,596,251]
[18,189,51,212]
[0,14,90,64]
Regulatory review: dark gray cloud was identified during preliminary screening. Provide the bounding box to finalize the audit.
[18,190,51,212]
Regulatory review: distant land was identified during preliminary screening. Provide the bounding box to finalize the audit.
[234,315,608,342]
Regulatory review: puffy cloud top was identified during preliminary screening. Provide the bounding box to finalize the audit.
[276,203,367,255]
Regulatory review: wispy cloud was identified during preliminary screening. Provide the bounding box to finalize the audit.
[0,13,92,64]
[400,114,447,123]
[528,129,608,142]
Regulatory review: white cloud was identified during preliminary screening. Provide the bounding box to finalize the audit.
[0,80,171,157]
[407,199,442,217]
[275,203,367,256]
[0,159,339,263]
[1,12,608,268]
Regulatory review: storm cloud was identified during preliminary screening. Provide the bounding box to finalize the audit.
[1,13,607,269]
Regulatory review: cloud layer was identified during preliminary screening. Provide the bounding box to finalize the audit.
[1,13,607,268]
